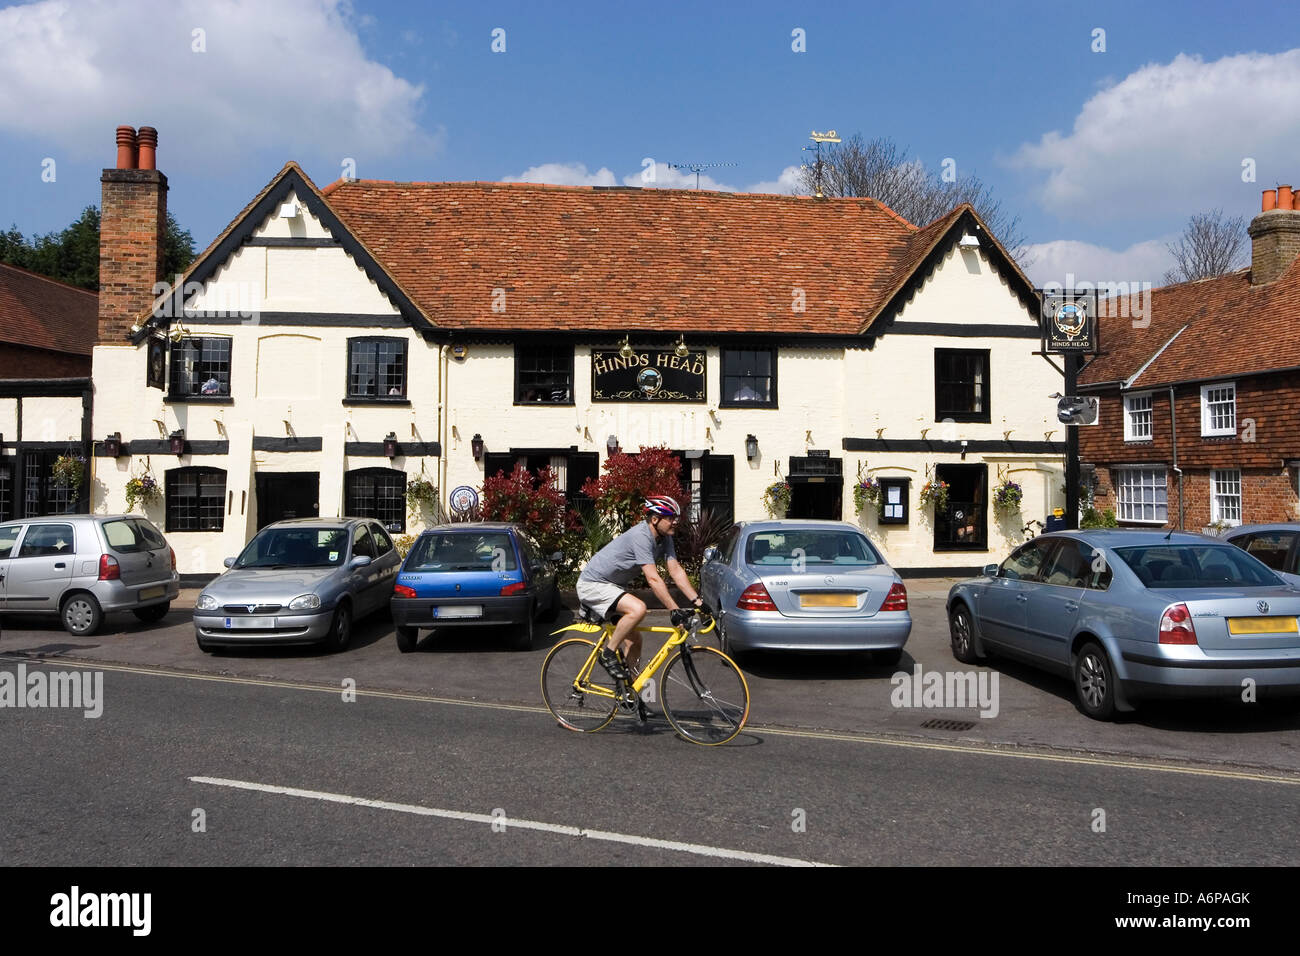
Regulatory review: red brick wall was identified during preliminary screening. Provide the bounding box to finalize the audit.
[0,343,90,378]
[98,168,167,345]
[1092,464,1297,530]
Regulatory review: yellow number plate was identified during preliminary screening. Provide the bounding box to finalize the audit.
[800,593,856,608]
[1227,616,1299,635]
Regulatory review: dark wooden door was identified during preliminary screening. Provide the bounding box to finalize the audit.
[256,473,319,529]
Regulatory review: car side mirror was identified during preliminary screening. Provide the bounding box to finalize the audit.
[223,557,236,569]
[703,547,720,564]
[350,555,372,568]
[983,563,1000,578]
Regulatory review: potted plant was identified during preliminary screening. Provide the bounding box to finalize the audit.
[124,472,160,512]
[992,478,1023,515]
[406,474,439,511]
[852,476,881,516]
[52,454,86,493]
[762,481,792,518]
[919,478,950,512]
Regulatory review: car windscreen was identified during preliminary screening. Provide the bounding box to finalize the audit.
[236,528,350,568]
[1114,544,1283,588]
[745,530,881,567]
[405,532,519,572]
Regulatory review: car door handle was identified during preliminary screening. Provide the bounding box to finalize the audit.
[1064,601,1079,612]
[54,562,66,569]
[1016,594,1028,603]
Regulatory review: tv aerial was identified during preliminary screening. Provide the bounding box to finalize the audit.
[802,129,841,198]
[666,161,737,190]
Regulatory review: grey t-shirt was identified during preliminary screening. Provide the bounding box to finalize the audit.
[579,521,677,587]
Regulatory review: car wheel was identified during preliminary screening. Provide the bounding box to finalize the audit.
[395,625,419,653]
[132,602,170,624]
[948,603,982,663]
[511,603,535,651]
[324,603,352,653]
[1073,641,1117,721]
[61,593,102,637]
[873,648,904,668]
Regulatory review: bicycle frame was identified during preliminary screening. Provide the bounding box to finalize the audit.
[550,616,716,698]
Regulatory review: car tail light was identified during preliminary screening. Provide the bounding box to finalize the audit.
[737,583,778,611]
[98,554,120,581]
[169,547,176,572]
[881,582,908,612]
[1159,603,1198,644]
[393,584,417,599]
[500,581,527,596]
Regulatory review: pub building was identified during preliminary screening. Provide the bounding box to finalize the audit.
[92,125,1064,580]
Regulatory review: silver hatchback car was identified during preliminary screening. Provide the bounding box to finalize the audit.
[0,514,179,636]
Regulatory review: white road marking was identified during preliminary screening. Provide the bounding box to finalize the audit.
[190,775,834,867]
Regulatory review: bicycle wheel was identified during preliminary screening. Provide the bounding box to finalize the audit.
[541,638,619,733]
[660,645,750,745]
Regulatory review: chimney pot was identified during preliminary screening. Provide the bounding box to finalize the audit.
[1279,185,1295,211]
[137,126,158,171]
[115,125,137,170]
[1262,189,1278,212]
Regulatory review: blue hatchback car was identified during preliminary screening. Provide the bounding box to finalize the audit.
[390,523,561,652]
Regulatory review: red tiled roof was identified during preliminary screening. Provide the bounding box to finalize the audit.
[322,180,925,334]
[0,262,97,355]
[1080,257,1300,389]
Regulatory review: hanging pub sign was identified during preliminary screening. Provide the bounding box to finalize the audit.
[1039,288,1099,354]
[591,349,706,402]
[146,335,167,390]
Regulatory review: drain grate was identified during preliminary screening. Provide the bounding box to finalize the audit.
[920,718,977,731]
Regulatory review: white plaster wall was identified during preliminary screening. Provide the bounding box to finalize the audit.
[0,398,20,439]
[21,397,84,442]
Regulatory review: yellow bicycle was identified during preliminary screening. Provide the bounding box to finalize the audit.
[540,606,750,745]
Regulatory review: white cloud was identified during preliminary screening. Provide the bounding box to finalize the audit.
[0,0,434,168]
[1023,237,1175,289]
[1009,50,1300,224]
[744,165,804,195]
[502,162,618,186]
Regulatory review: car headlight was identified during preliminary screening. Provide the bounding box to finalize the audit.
[289,593,322,611]
[196,593,218,611]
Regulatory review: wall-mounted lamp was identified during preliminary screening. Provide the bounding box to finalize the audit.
[470,433,484,461]
[169,429,186,456]
[450,344,468,361]
[384,432,399,458]
[102,432,122,458]
[745,434,759,461]
[606,434,620,457]
[674,334,689,358]
[618,335,634,360]
[960,439,969,461]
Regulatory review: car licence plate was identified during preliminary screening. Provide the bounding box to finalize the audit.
[799,593,856,608]
[434,605,482,619]
[223,616,276,629]
[1227,616,1299,635]
[138,585,166,601]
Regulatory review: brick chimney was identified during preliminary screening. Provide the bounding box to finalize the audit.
[1249,185,1300,285]
[98,125,167,343]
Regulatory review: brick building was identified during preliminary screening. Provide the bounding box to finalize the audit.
[1077,186,1300,530]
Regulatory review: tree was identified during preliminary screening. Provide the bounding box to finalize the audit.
[580,446,688,533]
[796,133,1030,264]
[1162,209,1247,285]
[0,206,195,290]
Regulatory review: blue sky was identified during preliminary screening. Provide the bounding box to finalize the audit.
[2,0,1298,285]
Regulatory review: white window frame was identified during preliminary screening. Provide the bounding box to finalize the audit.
[1210,468,1243,526]
[1123,392,1153,442]
[1200,382,1236,437]
[1114,465,1168,524]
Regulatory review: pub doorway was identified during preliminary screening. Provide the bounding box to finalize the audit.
[256,472,319,529]
[787,455,843,520]
[933,463,987,551]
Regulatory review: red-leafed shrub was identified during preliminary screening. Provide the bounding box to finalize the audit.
[580,446,688,532]
[480,464,577,558]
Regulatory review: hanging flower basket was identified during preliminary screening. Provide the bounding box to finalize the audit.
[852,477,881,516]
[762,481,791,518]
[919,479,950,512]
[992,479,1023,515]
[406,476,439,510]
[52,454,86,492]
[124,473,160,512]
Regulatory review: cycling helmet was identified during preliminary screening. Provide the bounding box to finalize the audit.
[643,495,682,518]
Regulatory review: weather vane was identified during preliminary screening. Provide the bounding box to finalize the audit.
[802,129,841,198]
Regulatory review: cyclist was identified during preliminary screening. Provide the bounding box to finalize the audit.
[576,495,705,681]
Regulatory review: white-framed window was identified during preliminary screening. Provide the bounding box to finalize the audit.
[1115,466,1168,524]
[1200,382,1236,437]
[1210,469,1242,526]
[1123,392,1153,442]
